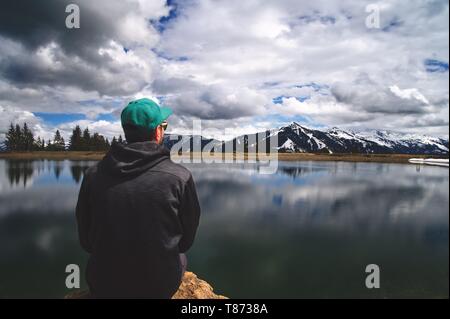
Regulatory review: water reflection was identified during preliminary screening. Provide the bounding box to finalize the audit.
[1,159,418,187]
[1,160,96,189]
[0,159,448,298]
[6,160,34,187]
[0,160,321,189]
[185,161,449,298]
[70,164,91,184]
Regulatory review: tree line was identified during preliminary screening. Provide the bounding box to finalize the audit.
[4,122,123,152]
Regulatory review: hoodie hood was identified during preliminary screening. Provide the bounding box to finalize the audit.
[100,141,171,177]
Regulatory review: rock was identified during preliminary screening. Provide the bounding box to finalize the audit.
[172,272,227,299]
[64,271,227,299]
[65,290,90,299]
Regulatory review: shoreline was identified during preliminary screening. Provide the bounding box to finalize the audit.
[0,151,448,164]
[0,151,107,160]
[275,153,449,164]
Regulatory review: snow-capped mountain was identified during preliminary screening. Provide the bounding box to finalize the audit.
[355,130,449,154]
[220,122,449,155]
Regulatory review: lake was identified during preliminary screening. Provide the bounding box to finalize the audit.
[0,159,448,298]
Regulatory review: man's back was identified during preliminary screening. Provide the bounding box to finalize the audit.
[76,141,201,298]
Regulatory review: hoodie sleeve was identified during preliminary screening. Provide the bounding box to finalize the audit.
[76,172,93,253]
[178,175,201,253]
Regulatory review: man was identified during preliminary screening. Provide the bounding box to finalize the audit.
[76,98,201,299]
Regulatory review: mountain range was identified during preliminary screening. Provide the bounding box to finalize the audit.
[164,122,449,155]
[0,122,447,155]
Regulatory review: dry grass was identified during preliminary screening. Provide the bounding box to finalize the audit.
[275,153,448,164]
[1,151,447,164]
[164,152,448,164]
[0,151,106,160]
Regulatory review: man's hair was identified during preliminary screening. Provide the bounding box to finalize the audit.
[123,124,156,143]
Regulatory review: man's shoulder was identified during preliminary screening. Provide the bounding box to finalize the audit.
[82,165,99,183]
[85,165,98,176]
[152,159,193,184]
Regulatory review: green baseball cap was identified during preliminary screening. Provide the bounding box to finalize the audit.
[121,98,173,133]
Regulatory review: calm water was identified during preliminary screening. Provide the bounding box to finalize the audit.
[0,159,448,298]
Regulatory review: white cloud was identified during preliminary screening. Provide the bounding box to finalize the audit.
[56,120,123,142]
[153,0,449,136]
[0,0,448,138]
[0,105,39,132]
[0,105,53,142]
[0,0,169,102]
[389,85,430,105]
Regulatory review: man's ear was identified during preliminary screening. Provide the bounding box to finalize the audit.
[155,126,162,143]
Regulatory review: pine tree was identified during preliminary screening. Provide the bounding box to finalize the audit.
[53,130,66,151]
[15,124,23,150]
[35,137,42,151]
[69,126,83,151]
[92,132,100,150]
[5,123,35,151]
[46,139,52,151]
[22,123,34,151]
[82,128,91,150]
[22,123,29,150]
[4,123,16,151]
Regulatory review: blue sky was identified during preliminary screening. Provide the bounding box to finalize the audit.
[424,59,449,73]
[153,0,180,32]
[34,112,118,125]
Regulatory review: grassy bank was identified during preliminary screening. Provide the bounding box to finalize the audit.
[1,151,448,164]
[276,153,448,164]
[0,151,106,160]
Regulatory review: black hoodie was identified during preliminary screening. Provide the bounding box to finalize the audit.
[75,141,201,298]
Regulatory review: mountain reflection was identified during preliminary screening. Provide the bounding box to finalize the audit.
[2,159,403,187]
[2,159,332,187]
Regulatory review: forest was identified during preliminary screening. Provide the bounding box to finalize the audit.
[3,122,123,152]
